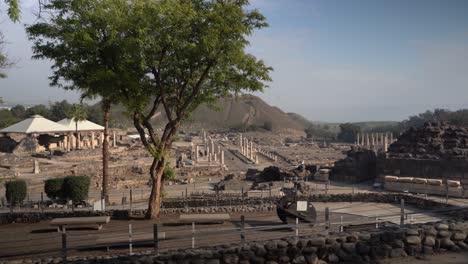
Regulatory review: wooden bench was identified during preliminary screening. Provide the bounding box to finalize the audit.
[179,214,230,224]
[50,216,110,232]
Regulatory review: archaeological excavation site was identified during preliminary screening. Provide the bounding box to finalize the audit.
[1,1,468,263]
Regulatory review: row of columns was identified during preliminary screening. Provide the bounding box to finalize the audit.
[58,131,118,151]
[192,131,225,166]
[356,132,395,152]
[237,133,259,164]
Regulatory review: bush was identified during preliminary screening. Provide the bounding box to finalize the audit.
[44,178,65,200]
[163,166,176,180]
[63,176,90,203]
[5,180,27,206]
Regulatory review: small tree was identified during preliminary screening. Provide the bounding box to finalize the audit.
[68,104,88,150]
[63,176,90,203]
[44,178,64,200]
[5,180,27,206]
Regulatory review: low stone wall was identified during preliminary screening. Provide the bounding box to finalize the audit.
[11,219,468,264]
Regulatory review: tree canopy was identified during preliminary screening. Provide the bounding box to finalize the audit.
[26,0,272,218]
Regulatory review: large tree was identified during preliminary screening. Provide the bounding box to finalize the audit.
[26,0,145,204]
[1,0,20,79]
[125,0,272,218]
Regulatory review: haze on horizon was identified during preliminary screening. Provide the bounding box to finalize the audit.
[1,0,468,123]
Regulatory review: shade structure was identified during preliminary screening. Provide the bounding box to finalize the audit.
[57,118,104,132]
[0,115,69,134]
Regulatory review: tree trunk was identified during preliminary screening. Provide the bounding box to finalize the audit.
[102,101,111,204]
[145,158,166,219]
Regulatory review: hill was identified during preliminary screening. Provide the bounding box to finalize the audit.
[107,95,306,135]
[182,95,306,135]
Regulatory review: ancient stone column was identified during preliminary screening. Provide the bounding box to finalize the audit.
[250,141,254,160]
[77,133,81,149]
[390,133,394,143]
[210,140,215,156]
[221,151,224,165]
[33,159,40,174]
[208,153,212,163]
[356,133,360,146]
[100,132,104,145]
[113,131,116,148]
[255,155,259,164]
[365,133,369,147]
[214,153,217,162]
[384,135,388,152]
[196,146,200,162]
[91,133,95,149]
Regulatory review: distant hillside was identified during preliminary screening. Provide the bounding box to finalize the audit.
[287,112,313,128]
[183,95,306,135]
[108,95,306,135]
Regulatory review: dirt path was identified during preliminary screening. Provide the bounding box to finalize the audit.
[382,251,468,264]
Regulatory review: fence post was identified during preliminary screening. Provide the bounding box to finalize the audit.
[400,199,405,227]
[340,216,343,232]
[241,215,245,244]
[215,186,219,209]
[425,182,428,200]
[241,187,245,209]
[192,222,195,249]
[295,217,299,240]
[153,223,158,255]
[325,207,330,230]
[130,189,133,214]
[129,224,133,255]
[446,184,449,205]
[61,227,67,264]
[40,192,44,213]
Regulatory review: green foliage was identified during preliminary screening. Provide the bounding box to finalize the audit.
[305,124,336,140]
[3,0,20,22]
[402,108,468,129]
[0,109,20,129]
[0,31,12,78]
[337,123,361,143]
[5,180,27,206]
[50,100,74,121]
[25,104,51,118]
[44,178,65,200]
[163,166,175,180]
[63,176,90,202]
[68,104,88,132]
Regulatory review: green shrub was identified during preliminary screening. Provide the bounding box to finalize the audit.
[63,176,90,203]
[5,180,27,206]
[44,178,64,199]
[163,166,176,180]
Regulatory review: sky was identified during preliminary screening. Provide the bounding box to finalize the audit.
[1,0,468,122]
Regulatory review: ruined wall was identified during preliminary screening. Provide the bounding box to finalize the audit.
[379,157,468,180]
[379,122,468,180]
[331,148,377,183]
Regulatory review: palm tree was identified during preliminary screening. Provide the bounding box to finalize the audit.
[69,104,87,150]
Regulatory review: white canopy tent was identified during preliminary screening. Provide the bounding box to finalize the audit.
[0,115,69,134]
[57,118,104,131]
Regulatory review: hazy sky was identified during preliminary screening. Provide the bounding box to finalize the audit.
[1,0,468,122]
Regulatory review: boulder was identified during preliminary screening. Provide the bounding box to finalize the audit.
[423,236,435,247]
[435,223,449,231]
[440,238,455,249]
[390,248,408,258]
[405,236,421,245]
[452,232,467,241]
